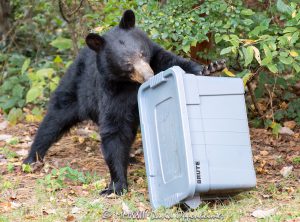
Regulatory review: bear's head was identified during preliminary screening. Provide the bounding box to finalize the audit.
[85,10,154,83]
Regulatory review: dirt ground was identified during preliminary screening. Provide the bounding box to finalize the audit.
[0,114,299,221]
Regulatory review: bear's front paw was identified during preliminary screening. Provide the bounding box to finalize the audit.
[23,155,37,164]
[100,181,128,196]
[200,59,226,76]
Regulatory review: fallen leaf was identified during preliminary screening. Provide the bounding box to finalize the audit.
[16,149,28,157]
[134,148,143,155]
[0,154,7,163]
[91,199,101,204]
[279,127,294,136]
[280,166,293,178]
[85,147,92,152]
[71,206,80,214]
[107,193,117,199]
[279,102,288,110]
[252,208,276,218]
[0,202,12,213]
[78,137,85,144]
[0,134,12,142]
[25,215,36,220]
[285,187,295,194]
[122,202,131,214]
[260,150,269,156]
[43,209,56,215]
[284,121,297,130]
[9,193,17,201]
[76,128,93,137]
[285,218,300,222]
[262,194,271,199]
[137,177,144,185]
[290,146,300,152]
[0,121,8,130]
[138,202,149,211]
[11,201,21,209]
[66,215,75,221]
[93,26,104,32]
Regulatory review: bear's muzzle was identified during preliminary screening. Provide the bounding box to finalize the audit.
[131,59,154,83]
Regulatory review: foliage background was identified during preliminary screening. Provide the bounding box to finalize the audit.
[0,0,300,132]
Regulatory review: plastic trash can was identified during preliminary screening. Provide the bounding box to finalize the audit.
[137,66,256,209]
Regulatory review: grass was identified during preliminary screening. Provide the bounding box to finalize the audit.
[0,146,18,159]
[0,166,299,222]
[0,123,299,221]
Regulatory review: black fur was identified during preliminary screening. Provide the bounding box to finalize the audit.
[23,10,225,195]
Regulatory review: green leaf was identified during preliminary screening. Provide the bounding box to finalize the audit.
[36,68,55,78]
[242,46,254,66]
[270,122,281,137]
[161,32,168,39]
[267,64,278,73]
[220,46,232,55]
[0,98,17,111]
[241,9,255,16]
[54,55,63,63]
[32,107,43,116]
[22,164,32,173]
[215,34,222,43]
[182,44,190,53]
[293,63,300,73]
[49,76,60,92]
[12,84,24,98]
[290,32,299,45]
[7,108,23,125]
[50,37,72,51]
[263,44,272,57]
[261,56,272,65]
[26,86,43,103]
[21,58,31,75]
[243,19,254,26]
[276,0,292,14]
[150,29,159,39]
[279,56,293,65]
[242,72,253,86]
[283,27,298,33]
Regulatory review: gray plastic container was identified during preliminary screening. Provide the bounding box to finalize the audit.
[138,66,256,209]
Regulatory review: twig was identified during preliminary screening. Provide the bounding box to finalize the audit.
[246,66,264,117]
[247,82,263,117]
[59,0,85,23]
[67,0,85,17]
[265,76,277,122]
[58,0,70,23]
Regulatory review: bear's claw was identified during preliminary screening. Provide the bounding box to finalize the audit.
[200,59,226,76]
[23,156,37,164]
[99,182,128,196]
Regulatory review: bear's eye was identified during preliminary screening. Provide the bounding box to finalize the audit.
[139,51,144,58]
[124,63,133,72]
[140,50,148,58]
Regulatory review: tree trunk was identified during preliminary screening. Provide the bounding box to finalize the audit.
[0,0,10,40]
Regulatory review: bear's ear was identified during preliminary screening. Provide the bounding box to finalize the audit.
[119,10,135,29]
[86,33,105,52]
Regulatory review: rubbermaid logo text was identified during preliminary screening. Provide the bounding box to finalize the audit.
[195,161,201,184]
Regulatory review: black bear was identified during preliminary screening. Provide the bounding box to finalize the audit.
[24,10,226,195]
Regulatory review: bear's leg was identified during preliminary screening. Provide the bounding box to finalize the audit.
[150,44,226,75]
[23,103,80,164]
[99,120,138,195]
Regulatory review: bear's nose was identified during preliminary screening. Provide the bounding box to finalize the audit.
[132,59,154,83]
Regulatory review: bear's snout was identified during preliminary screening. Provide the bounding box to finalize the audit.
[131,59,154,83]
